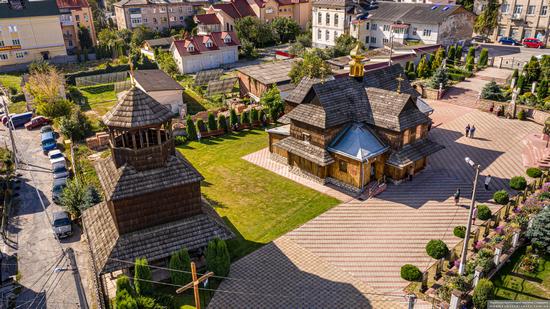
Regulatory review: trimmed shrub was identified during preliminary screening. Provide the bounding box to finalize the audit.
[453,226,466,238]
[218,114,228,133]
[206,238,231,277]
[400,264,422,281]
[473,279,494,309]
[207,113,217,131]
[539,191,550,201]
[134,257,153,295]
[448,73,465,81]
[135,296,162,309]
[241,110,251,125]
[196,119,207,133]
[169,247,191,286]
[510,176,527,191]
[116,275,134,295]
[185,116,197,141]
[526,167,543,178]
[407,71,417,80]
[493,190,509,205]
[426,240,449,260]
[115,289,137,309]
[251,108,259,123]
[477,204,492,220]
[174,135,187,146]
[517,109,526,120]
[481,81,503,101]
[478,48,489,67]
[230,109,239,126]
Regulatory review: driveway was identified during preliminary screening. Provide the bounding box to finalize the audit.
[207,102,541,308]
[0,110,90,308]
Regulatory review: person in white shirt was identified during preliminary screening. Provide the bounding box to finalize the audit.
[484,174,492,191]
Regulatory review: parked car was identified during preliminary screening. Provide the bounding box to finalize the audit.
[1,114,14,125]
[52,211,72,238]
[24,116,50,130]
[472,35,490,43]
[4,112,33,128]
[52,177,67,204]
[52,161,69,179]
[522,38,544,48]
[41,131,57,153]
[498,37,520,45]
[40,125,53,134]
[48,149,66,165]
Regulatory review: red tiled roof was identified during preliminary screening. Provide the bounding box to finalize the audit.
[56,0,90,9]
[194,13,221,25]
[173,32,240,57]
[212,0,255,19]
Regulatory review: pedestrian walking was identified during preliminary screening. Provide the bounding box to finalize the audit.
[472,206,478,225]
[465,124,470,137]
[484,174,492,191]
[469,125,476,139]
[454,188,461,206]
[408,166,414,181]
[197,130,202,143]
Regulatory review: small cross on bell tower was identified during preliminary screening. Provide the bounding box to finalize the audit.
[395,73,404,94]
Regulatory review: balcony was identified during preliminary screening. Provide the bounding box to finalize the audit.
[511,13,524,21]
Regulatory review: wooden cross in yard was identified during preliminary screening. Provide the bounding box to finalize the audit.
[396,73,404,94]
[176,262,214,309]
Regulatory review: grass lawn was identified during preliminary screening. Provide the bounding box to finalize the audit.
[0,74,23,92]
[8,100,27,114]
[78,83,117,130]
[493,246,550,301]
[177,129,340,260]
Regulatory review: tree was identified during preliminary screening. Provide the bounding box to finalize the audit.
[400,264,422,281]
[289,50,332,84]
[537,79,548,101]
[472,279,494,309]
[480,81,503,101]
[517,74,526,93]
[130,25,156,49]
[425,240,448,260]
[37,98,73,119]
[431,47,445,71]
[185,116,197,141]
[206,238,231,277]
[465,54,475,72]
[218,114,228,133]
[474,0,500,35]
[289,32,312,56]
[234,16,275,47]
[453,226,466,238]
[526,167,543,178]
[260,86,284,123]
[510,176,527,190]
[526,207,550,254]
[512,68,519,81]
[457,0,474,11]
[115,289,138,309]
[477,204,492,220]
[61,179,95,217]
[478,48,489,67]
[207,113,217,131]
[333,34,363,57]
[229,109,239,127]
[169,247,192,285]
[427,66,449,89]
[540,55,550,81]
[196,119,207,133]
[455,45,463,64]
[98,28,131,58]
[134,257,153,295]
[416,55,428,78]
[26,65,65,105]
[525,56,541,84]
[239,39,259,59]
[250,108,259,123]
[58,108,91,141]
[241,110,251,125]
[447,45,456,64]
[184,16,197,33]
[271,17,300,44]
[78,26,94,50]
[156,50,178,77]
[116,275,134,295]
[493,190,509,205]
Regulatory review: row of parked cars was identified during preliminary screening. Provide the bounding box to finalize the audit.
[2,111,73,238]
[471,35,545,48]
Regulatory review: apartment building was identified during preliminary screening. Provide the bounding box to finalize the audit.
[474,0,549,45]
[56,0,97,54]
[311,0,354,48]
[0,0,67,67]
[114,0,199,31]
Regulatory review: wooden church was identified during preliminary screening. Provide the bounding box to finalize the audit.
[82,85,233,281]
[268,45,443,192]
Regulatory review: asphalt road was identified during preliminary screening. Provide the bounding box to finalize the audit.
[479,43,550,61]
[0,102,90,309]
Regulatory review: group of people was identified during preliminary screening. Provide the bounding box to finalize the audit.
[465,124,476,138]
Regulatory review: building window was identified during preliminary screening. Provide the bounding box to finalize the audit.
[318,12,322,24]
[542,6,548,15]
[371,23,377,30]
[365,36,369,44]
[75,15,80,21]
[224,35,231,43]
[326,13,330,25]
[143,18,148,23]
[0,54,8,60]
[423,29,432,36]
[514,5,523,14]
[524,29,532,39]
[370,37,376,43]
[8,25,17,33]
[205,41,212,48]
[317,29,321,40]
[131,18,142,24]
[497,27,505,36]
[169,7,174,12]
[15,51,24,59]
[365,22,369,30]
[338,160,347,173]
[160,7,166,13]
[383,24,390,31]
[325,30,329,41]
[302,132,311,143]
[170,16,176,22]
[334,13,338,26]
[527,5,535,15]
[179,16,184,21]
[179,7,183,12]
[383,38,389,43]
[153,18,158,24]
[501,3,509,13]
[68,40,73,47]
[84,14,89,22]
[12,39,20,45]
[187,45,194,52]
[334,31,338,39]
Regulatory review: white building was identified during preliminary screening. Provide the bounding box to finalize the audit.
[312,0,354,48]
[132,70,186,116]
[170,31,240,74]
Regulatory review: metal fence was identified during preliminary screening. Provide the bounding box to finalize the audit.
[114,80,132,93]
[493,56,528,70]
[75,71,128,87]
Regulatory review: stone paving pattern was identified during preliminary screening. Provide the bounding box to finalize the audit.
[209,98,542,308]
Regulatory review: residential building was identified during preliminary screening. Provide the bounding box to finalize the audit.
[194,13,222,35]
[352,2,475,48]
[170,31,240,73]
[474,0,550,45]
[311,0,353,48]
[201,0,257,32]
[0,0,67,67]
[249,0,312,28]
[83,84,232,300]
[236,59,299,101]
[140,36,173,59]
[132,69,186,116]
[267,47,442,191]
[56,0,97,54]
[113,0,197,31]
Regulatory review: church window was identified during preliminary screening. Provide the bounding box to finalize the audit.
[339,160,347,173]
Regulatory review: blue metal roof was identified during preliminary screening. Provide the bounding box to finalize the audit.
[328,122,389,162]
[416,98,434,115]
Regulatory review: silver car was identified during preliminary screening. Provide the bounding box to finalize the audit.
[52,211,72,238]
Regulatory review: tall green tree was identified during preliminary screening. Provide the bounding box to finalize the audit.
[472,279,494,309]
[478,48,489,67]
[169,247,192,285]
[428,66,449,89]
[271,17,300,44]
[61,179,95,217]
[186,116,197,140]
[234,16,275,47]
[525,56,541,84]
[206,238,231,277]
[431,47,445,71]
[115,289,138,309]
[229,109,239,126]
[78,26,94,50]
[134,257,153,295]
[260,86,284,122]
[455,45,463,64]
[289,50,332,84]
[58,108,91,141]
[457,0,474,11]
[416,55,428,78]
[537,79,548,101]
[447,45,456,64]
[116,275,134,295]
[474,0,500,35]
[207,112,217,131]
[526,207,550,254]
[333,34,363,57]
[156,50,178,77]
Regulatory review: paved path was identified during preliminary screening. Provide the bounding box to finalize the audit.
[208,102,541,308]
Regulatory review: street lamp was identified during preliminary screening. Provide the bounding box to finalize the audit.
[458,157,480,275]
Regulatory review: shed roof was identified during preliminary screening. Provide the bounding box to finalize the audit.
[195,13,221,25]
[237,59,297,85]
[387,139,444,168]
[274,137,335,166]
[143,37,173,48]
[366,2,469,25]
[328,122,389,162]
[102,86,174,128]
[133,70,184,92]
[285,76,332,104]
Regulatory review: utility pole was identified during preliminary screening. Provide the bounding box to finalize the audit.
[0,91,19,170]
[458,157,480,275]
[176,262,213,309]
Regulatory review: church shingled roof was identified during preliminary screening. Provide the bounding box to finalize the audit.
[102,86,174,129]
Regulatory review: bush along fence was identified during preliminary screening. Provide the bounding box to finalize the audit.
[403,170,550,309]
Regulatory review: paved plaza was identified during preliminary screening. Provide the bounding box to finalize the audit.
[208,99,542,308]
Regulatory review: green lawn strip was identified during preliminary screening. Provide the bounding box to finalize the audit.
[493,246,550,300]
[0,74,23,92]
[8,100,27,114]
[178,129,340,261]
[78,83,117,114]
